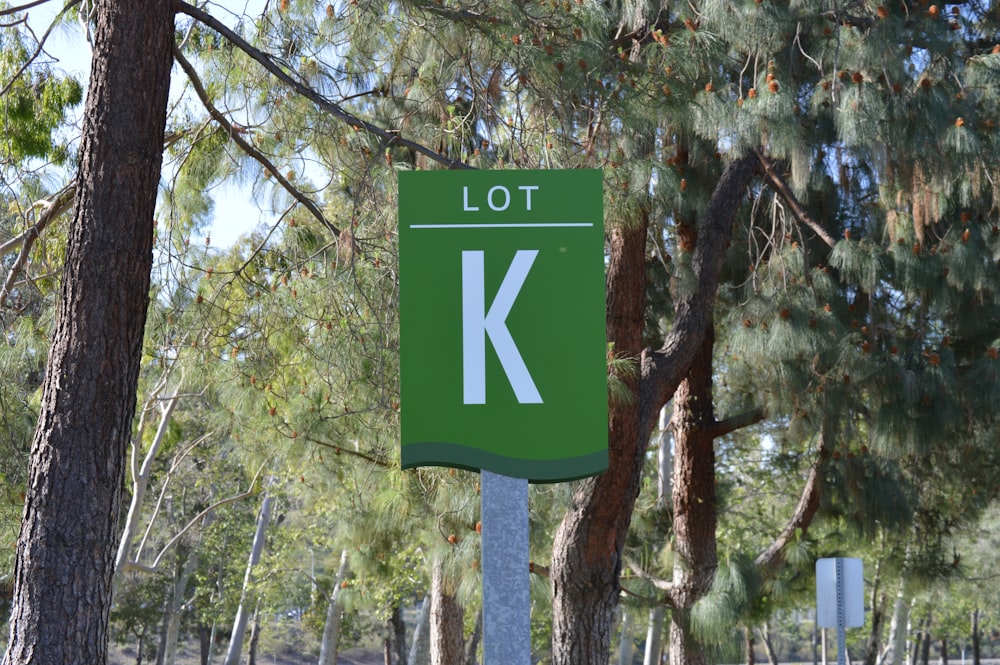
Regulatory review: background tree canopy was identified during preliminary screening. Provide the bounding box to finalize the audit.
[3,1,1000,665]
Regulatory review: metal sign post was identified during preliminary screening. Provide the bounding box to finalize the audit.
[398,169,608,665]
[481,471,530,664]
[816,557,864,665]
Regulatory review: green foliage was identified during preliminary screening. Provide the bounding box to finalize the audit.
[0,19,81,165]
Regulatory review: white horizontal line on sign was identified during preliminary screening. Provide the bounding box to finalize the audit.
[410,222,595,229]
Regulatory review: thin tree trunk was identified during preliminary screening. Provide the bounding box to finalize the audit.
[884,578,911,665]
[223,492,274,665]
[408,595,432,665]
[939,639,947,665]
[155,594,171,665]
[463,608,481,665]
[667,324,718,665]
[971,608,981,665]
[864,560,885,665]
[918,619,931,665]
[643,607,665,665]
[2,2,174,664]
[115,383,182,578]
[248,609,261,665]
[317,550,349,665]
[430,558,464,665]
[198,625,212,665]
[393,604,408,665]
[745,626,756,665]
[759,624,779,665]
[619,609,634,665]
[163,546,199,665]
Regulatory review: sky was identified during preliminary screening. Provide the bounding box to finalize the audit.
[24,0,270,249]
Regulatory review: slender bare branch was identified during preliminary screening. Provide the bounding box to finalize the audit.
[623,556,675,598]
[755,149,837,249]
[0,0,58,19]
[172,44,340,236]
[0,185,74,311]
[126,461,268,573]
[0,0,81,97]
[172,0,470,170]
[133,433,214,562]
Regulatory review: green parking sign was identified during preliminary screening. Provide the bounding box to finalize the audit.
[398,169,608,482]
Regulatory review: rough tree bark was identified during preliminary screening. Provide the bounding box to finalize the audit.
[2,2,174,664]
[667,324,718,665]
[430,558,464,665]
[550,155,757,665]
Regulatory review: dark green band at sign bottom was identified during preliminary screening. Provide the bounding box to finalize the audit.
[401,442,608,483]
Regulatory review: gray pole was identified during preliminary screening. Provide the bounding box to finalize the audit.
[836,557,847,665]
[481,470,530,665]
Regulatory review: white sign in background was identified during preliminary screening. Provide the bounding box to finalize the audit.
[816,557,865,628]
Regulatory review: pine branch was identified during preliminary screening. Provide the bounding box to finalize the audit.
[173,0,471,171]
[622,556,676,606]
[708,408,765,439]
[638,154,758,432]
[755,149,836,249]
[172,44,340,237]
[754,426,830,578]
[305,436,392,468]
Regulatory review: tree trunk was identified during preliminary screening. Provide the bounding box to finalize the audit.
[550,155,756,665]
[115,384,182,578]
[163,547,200,665]
[745,626,756,665]
[393,604,408,665]
[408,595,432,665]
[938,639,947,665]
[1,3,174,664]
[883,579,911,665]
[760,624,779,665]
[430,558,464,665]
[669,609,707,665]
[618,609,634,665]
[248,609,261,665]
[551,221,647,665]
[643,607,665,665]
[666,324,718,665]
[463,609,481,665]
[971,608,981,665]
[223,492,275,665]
[864,562,885,665]
[918,620,930,665]
[318,550,349,665]
[199,625,212,665]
